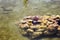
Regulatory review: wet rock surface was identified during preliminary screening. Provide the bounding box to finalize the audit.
[17,15,60,39]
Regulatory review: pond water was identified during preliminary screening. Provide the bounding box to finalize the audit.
[0,0,60,40]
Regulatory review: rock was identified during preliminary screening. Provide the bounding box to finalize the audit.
[43,15,50,19]
[30,25,38,31]
[20,20,26,24]
[22,32,27,35]
[32,16,39,21]
[32,21,39,25]
[27,20,33,26]
[21,24,29,28]
[44,30,54,35]
[47,24,55,30]
[32,32,42,38]
[56,15,60,18]
[39,25,47,29]
[27,29,34,33]
[30,25,39,29]
[57,26,60,31]
[47,21,53,25]
[52,23,58,27]
[41,19,47,24]
[36,29,45,32]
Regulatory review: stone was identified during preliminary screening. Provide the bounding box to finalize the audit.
[27,29,34,33]
[36,29,45,32]
[32,32,42,38]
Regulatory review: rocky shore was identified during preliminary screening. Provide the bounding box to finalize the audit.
[17,15,60,39]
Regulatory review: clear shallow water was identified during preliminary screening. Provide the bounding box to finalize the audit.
[0,0,60,40]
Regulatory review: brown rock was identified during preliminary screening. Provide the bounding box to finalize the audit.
[36,29,45,32]
[20,24,29,29]
[44,30,54,35]
[47,24,55,31]
[57,27,60,31]
[32,32,42,38]
[27,29,34,33]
